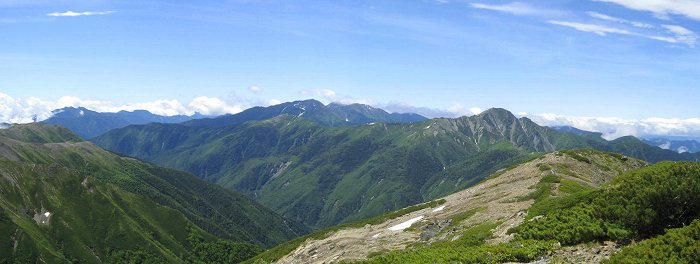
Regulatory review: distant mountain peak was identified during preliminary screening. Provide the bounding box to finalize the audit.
[43,107,199,139]
[183,99,427,127]
[292,99,324,107]
[479,108,517,118]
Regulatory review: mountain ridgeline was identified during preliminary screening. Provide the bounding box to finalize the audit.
[182,99,427,127]
[42,107,204,139]
[0,124,305,263]
[93,105,700,230]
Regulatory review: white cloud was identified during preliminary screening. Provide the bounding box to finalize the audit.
[445,104,483,117]
[586,11,654,28]
[470,2,542,16]
[337,97,376,105]
[268,99,282,106]
[660,24,698,46]
[300,88,338,101]
[47,11,115,17]
[663,24,694,35]
[549,20,633,36]
[187,96,244,116]
[0,93,246,123]
[595,0,700,21]
[0,93,54,123]
[470,107,484,115]
[248,85,261,93]
[299,88,376,106]
[126,99,189,116]
[549,20,697,46]
[525,113,700,140]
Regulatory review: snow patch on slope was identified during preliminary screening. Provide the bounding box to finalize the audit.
[389,216,424,231]
[432,205,446,212]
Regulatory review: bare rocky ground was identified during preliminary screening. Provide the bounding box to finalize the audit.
[276,152,645,264]
[543,241,621,264]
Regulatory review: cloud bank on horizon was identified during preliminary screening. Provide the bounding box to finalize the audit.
[1,0,698,140]
[0,92,245,122]
[1,92,699,141]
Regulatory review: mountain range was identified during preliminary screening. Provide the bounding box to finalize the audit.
[181,100,427,127]
[41,107,206,139]
[91,101,700,230]
[3,100,700,263]
[0,123,304,263]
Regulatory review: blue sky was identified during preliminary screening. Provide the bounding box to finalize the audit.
[1,0,699,138]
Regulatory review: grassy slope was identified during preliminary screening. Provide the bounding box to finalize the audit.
[272,150,699,263]
[92,109,699,230]
[0,124,305,262]
[249,149,646,263]
[95,115,535,229]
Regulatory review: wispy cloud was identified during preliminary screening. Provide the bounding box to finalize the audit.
[46,11,116,17]
[586,11,653,28]
[447,104,483,116]
[365,14,470,45]
[469,2,543,16]
[300,88,338,101]
[595,0,700,21]
[469,2,537,15]
[549,20,698,46]
[660,24,698,46]
[469,2,697,47]
[549,20,633,36]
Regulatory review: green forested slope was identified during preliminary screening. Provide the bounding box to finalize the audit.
[0,124,305,263]
[95,112,539,229]
[508,161,700,263]
[93,108,700,229]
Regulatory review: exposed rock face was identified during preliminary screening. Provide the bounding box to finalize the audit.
[426,108,557,152]
[419,219,452,241]
[33,208,52,226]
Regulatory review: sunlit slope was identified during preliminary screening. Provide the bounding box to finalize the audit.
[0,124,305,263]
[94,108,699,229]
[248,149,646,263]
